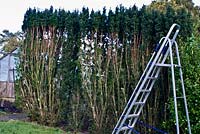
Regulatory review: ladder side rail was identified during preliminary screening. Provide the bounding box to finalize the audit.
[174,41,191,134]
[126,69,160,134]
[117,36,168,119]
[131,64,160,115]
[127,89,152,134]
[112,44,162,134]
[121,37,170,133]
[171,25,180,43]
[169,40,180,134]
[127,37,168,114]
[143,39,172,95]
[165,24,180,41]
[129,39,174,134]
[130,37,172,115]
[114,36,168,133]
[132,65,160,110]
[127,38,173,134]
[127,35,172,105]
[113,24,180,134]
[113,37,171,134]
[113,54,163,133]
[122,49,159,108]
[126,70,165,134]
[125,73,160,134]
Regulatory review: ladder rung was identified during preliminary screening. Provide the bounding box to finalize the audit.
[155,63,181,68]
[176,96,184,99]
[119,126,129,131]
[174,64,181,68]
[127,113,139,118]
[140,89,151,93]
[119,125,133,131]
[147,76,157,80]
[134,102,145,105]
[155,63,171,67]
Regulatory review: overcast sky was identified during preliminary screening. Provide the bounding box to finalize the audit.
[0,0,199,33]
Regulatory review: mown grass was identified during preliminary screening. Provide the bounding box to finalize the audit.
[0,120,69,134]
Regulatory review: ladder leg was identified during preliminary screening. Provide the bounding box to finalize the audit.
[175,42,191,134]
[169,41,180,134]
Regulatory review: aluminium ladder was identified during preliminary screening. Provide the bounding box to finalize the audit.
[112,24,191,134]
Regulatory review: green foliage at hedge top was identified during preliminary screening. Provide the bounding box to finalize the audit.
[22,5,192,42]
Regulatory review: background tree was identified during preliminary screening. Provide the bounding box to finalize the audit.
[0,30,23,52]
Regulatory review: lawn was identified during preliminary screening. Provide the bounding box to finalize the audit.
[0,120,68,134]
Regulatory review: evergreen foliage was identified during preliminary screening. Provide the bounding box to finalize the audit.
[16,1,199,133]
